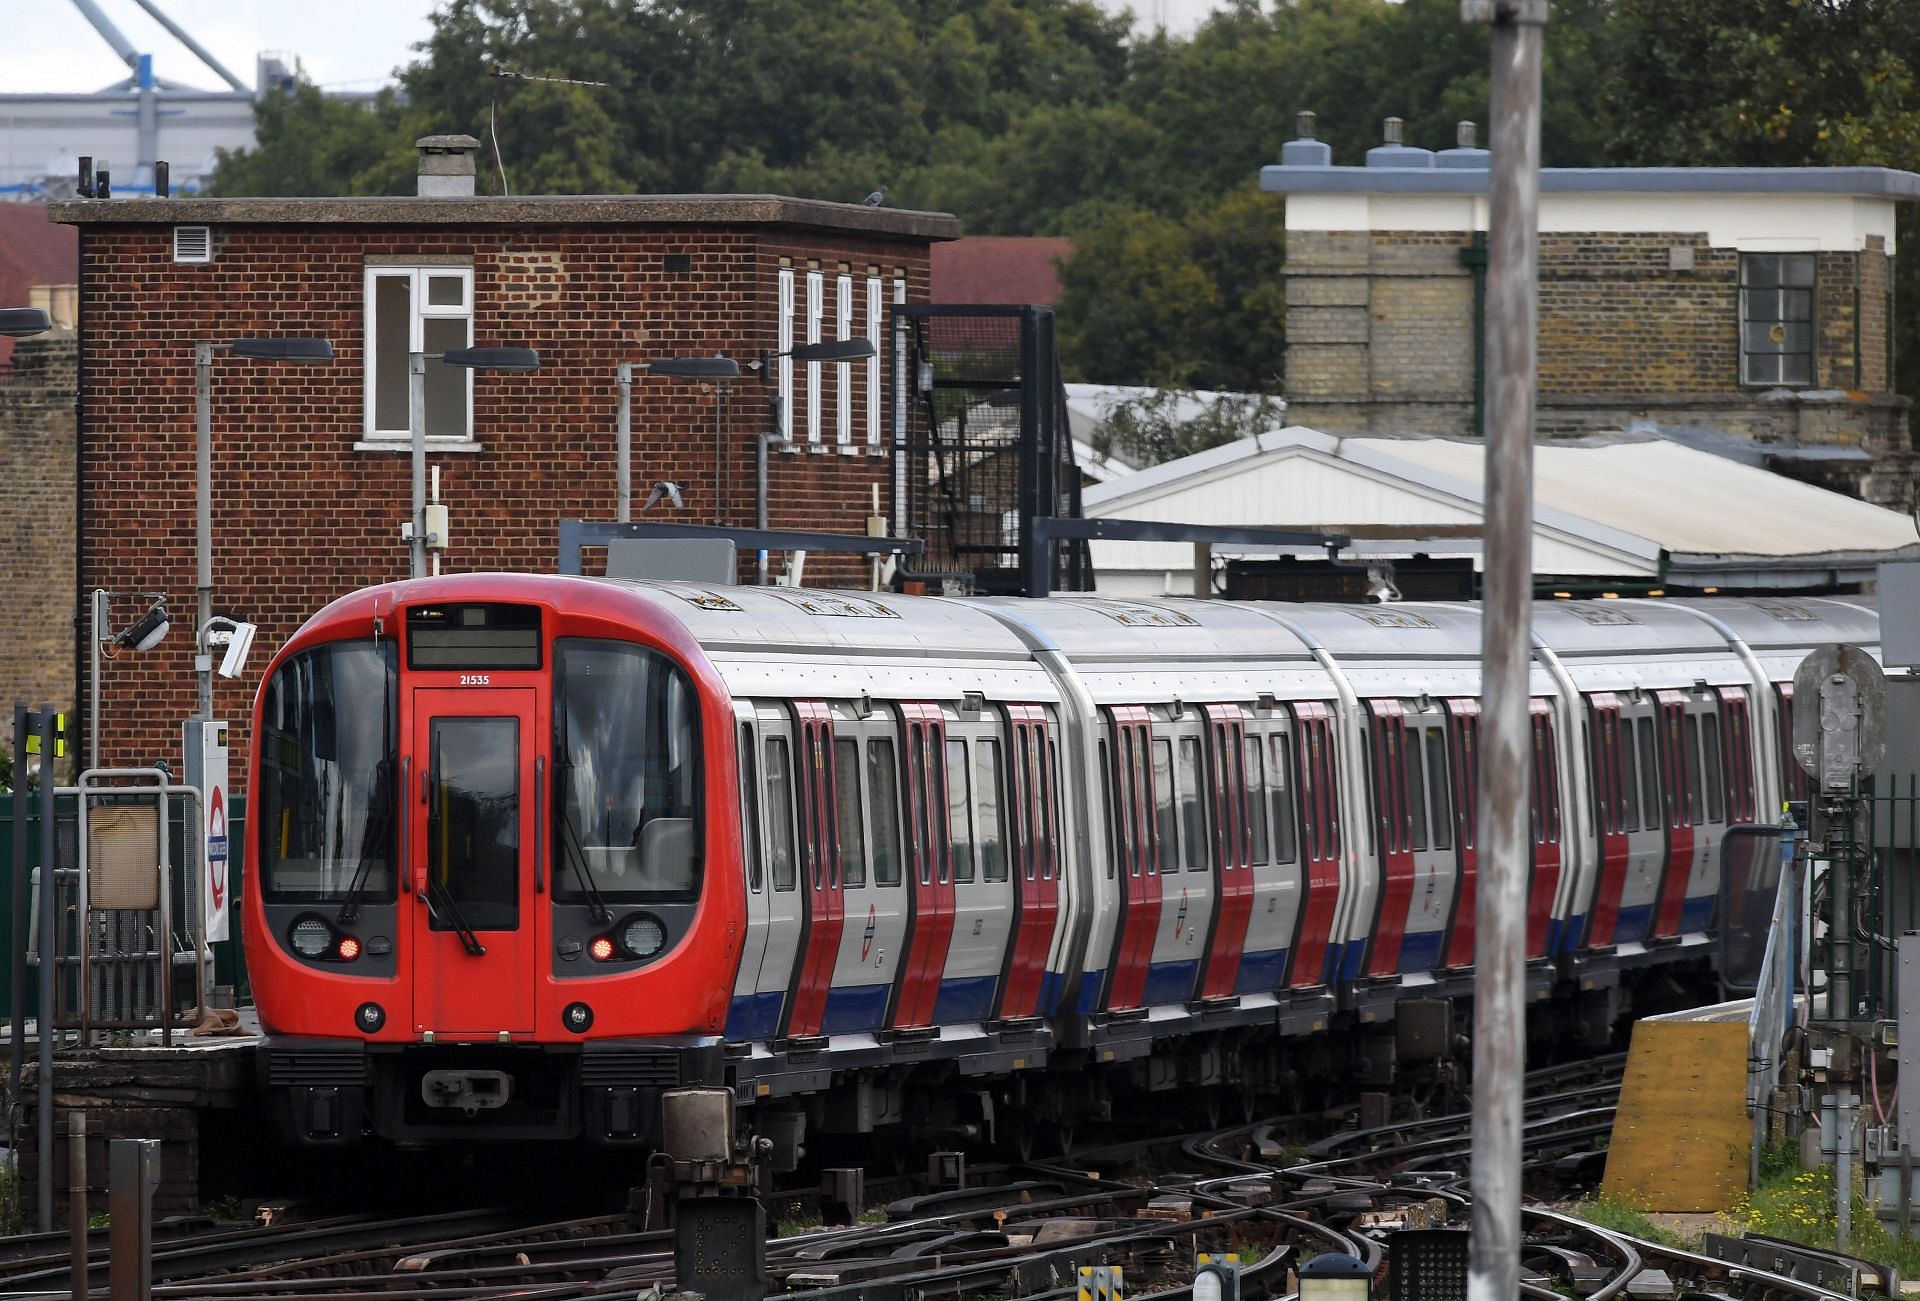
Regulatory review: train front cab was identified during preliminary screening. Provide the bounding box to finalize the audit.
[250,584,734,1148]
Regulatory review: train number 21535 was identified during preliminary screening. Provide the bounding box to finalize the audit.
[459,673,491,686]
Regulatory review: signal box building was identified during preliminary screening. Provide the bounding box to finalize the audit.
[50,135,958,780]
[1262,119,1920,507]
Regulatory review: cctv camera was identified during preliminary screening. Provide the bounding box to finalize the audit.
[216,621,258,679]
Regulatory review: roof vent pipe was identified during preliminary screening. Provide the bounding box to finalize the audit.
[415,134,480,198]
[1366,116,1434,169]
[1436,119,1492,170]
[1281,107,1333,167]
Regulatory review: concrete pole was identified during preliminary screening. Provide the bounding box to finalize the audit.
[409,352,428,580]
[616,363,634,523]
[194,343,214,723]
[1464,5,1544,1301]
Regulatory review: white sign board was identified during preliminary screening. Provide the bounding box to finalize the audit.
[202,720,231,942]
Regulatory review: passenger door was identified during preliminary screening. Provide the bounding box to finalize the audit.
[780,701,844,1038]
[891,704,954,1029]
[995,705,1062,1020]
[1287,702,1342,988]
[1441,698,1480,968]
[408,687,538,1037]
[938,729,1015,1022]
[726,708,776,1040]
[1101,707,1160,1011]
[1198,704,1253,999]
[1583,693,1631,949]
[1649,690,1695,939]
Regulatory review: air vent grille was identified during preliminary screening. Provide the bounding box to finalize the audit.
[172,225,213,264]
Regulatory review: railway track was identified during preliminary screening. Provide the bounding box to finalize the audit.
[0,1055,1892,1301]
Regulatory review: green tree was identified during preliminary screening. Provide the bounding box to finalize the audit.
[209,84,415,197]
[1091,386,1287,467]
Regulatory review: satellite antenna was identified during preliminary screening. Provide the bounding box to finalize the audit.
[485,65,612,196]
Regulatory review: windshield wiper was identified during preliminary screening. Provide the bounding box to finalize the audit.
[553,761,614,926]
[336,759,393,924]
[424,874,487,956]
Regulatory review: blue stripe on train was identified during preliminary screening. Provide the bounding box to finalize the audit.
[1679,895,1714,934]
[821,983,891,1035]
[725,991,782,1042]
[934,975,998,1023]
[1397,930,1445,974]
[1038,970,1065,1016]
[1076,976,1102,1016]
[1236,948,1290,995]
[1144,959,1198,1006]
[1614,903,1652,943]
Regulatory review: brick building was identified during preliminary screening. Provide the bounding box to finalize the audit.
[0,332,77,716]
[51,137,958,779]
[1261,119,1920,506]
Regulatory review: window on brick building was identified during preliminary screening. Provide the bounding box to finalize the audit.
[1739,253,1815,387]
[364,266,475,439]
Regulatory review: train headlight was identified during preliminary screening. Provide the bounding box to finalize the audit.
[618,913,667,961]
[290,916,332,958]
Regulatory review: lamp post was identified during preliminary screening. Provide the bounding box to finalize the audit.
[408,346,541,578]
[615,356,742,523]
[193,337,333,722]
[0,307,52,338]
[744,338,878,583]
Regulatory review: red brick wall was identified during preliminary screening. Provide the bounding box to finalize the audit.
[74,220,933,785]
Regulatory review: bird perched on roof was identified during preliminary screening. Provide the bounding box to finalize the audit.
[862,186,888,207]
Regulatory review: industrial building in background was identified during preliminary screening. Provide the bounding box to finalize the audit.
[1,0,328,200]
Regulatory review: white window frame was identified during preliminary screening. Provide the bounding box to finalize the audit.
[836,273,853,445]
[363,265,475,440]
[866,277,884,446]
[806,269,824,443]
[777,268,795,442]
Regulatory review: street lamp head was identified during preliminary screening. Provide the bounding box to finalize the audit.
[648,355,741,381]
[230,336,335,363]
[0,307,52,338]
[111,598,171,653]
[444,346,541,371]
[789,338,877,365]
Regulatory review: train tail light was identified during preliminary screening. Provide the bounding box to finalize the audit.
[337,935,362,961]
[589,936,615,962]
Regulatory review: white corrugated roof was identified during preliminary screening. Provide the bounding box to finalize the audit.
[1082,426,1920,586]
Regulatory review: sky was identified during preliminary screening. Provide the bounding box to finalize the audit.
[0,0,1228,96]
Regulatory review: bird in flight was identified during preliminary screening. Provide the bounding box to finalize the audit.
[862,187,888,207]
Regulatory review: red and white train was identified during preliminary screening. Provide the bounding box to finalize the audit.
[245,573,1867,1155]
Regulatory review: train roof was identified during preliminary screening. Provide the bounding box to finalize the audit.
[1679,596,1880,651]
[1529,600,1734,656]
[972,596,1315,663]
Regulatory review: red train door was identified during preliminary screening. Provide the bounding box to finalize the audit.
[1199,704,1253,999]
[1585,693,1630,948]
[781,701,844,1038]
[1717,687,1757,827]
[407,688,538,1037]
[1287,702,1341,988]
[994,705,1060,1020]
[1104,706,1160,1011]
[1527,700,1563,958]
[1650,690,1694,938]
[1441,698,1480,968]
[892,704,955,1028]
[1365,700,1416,978]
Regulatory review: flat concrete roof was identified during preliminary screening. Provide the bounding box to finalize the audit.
[1260,163,1920,200]
[48,193,963,241]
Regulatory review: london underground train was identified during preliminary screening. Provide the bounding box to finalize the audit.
[246,573,1868,1156]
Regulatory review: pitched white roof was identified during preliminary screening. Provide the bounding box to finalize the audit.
[1082,426,1920,587]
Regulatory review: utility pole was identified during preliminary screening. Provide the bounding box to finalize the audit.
[1462,4,1545,1301]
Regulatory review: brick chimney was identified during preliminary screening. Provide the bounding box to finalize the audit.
[415,134,480,197]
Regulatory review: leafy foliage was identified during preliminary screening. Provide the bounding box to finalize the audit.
[1089,387,1286,467]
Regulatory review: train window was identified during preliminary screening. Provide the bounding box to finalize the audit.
[1424,729,1452,852]
[1702,714,1725,824]
[1015,732,1036,882]
[259,641,398,905]
[1150,739,1175,875]
[1541,717,1561,843]
[1269,734,1298,864]
[1684,714,1705,826]
[1098,739,1117,881]
[764,737,797,891]
[976,739,1007,883]
[834,739,867,887]
[1777,685,1807,802]
[1299,726,1322,863]
[1528,718,1545,845]
[1042,737,1061,881]
[739,725,763,893]
[867,737,903,887]
[427,717,521,931]
[1585,716,1610,837]
[1245,736,1269,864]
[1129,730,1151,876]
[932,732,955,886]
[1617,717,1639,833]
[553,639,702,901]
[950,740,976,884]
[908,732,931,886]
[1177,737,1207,872]
[1636,717,1661,830]
[1405,727,1429,852]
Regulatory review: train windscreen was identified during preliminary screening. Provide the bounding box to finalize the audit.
[552,639,703,901]
[258,641,398,903]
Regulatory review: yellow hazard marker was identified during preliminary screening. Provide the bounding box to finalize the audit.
[1079,1265,1124,1301]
